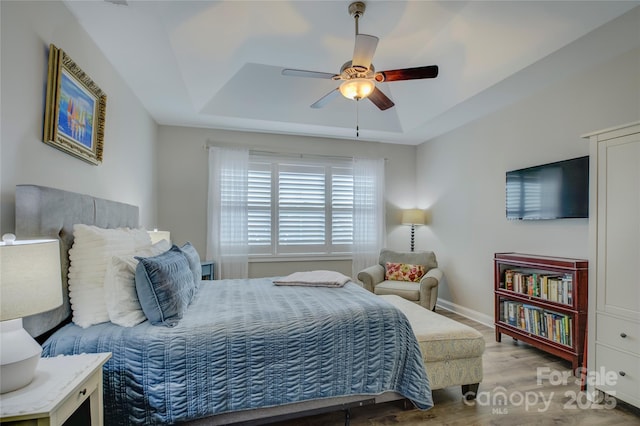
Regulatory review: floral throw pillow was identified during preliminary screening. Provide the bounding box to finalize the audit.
[385,262,426,282]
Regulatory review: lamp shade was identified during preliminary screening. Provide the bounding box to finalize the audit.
[401,209,426,226]
[0,238,62,321]
[339,78,375,100]
[148,229,171,245]
[0,237,63,393]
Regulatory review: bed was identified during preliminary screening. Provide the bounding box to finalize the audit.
[16,185,432,425]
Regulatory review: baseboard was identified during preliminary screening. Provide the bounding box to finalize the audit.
[436,299,494,329]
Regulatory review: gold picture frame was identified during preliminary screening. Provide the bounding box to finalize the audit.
[43,44,106,165]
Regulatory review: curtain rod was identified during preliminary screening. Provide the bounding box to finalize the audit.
[203,141,387,162]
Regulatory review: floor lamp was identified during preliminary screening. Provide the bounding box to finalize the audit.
[401,209,426,252]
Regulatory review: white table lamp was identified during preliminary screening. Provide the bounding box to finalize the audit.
[0,234,62,394]
[401,209,426,252]
[148,229,171,245]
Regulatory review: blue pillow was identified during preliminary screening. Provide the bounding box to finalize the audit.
[178,242,202,285]
[135,245,196,327]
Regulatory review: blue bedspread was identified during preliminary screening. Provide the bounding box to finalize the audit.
[43,278,432,425]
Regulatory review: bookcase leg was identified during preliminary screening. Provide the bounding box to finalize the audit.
[495,330,502,342]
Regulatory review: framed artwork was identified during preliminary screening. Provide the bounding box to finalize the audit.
[43,44,106,165]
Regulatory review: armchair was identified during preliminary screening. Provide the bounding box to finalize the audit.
[357,249,443,311]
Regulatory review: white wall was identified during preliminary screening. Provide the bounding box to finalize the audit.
[156,126,419,277]
[416,14,640,324]
[0,0,158,234]
[157,8,639,287]
[4,1,637,321]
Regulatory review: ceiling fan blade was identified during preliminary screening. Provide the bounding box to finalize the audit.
[282,69,336,79]
[352,34,379,69]
[376,65,439,82]
[367,87,394,111]
[311,88,340,109]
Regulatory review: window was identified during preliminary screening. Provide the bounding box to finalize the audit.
[248,154,353,257]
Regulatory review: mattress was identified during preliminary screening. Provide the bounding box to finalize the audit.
[43,278,432,425]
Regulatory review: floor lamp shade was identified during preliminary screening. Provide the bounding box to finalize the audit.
[401,209,426,226]
[0,237,63,393]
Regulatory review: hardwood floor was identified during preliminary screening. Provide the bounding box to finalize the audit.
[273,309,640,426]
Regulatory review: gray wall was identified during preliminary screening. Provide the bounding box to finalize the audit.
[156,126,419,278]
[0,0,158,234]
[415,10,640,324]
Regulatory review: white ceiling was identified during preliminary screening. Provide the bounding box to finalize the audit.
[63,0,639,145]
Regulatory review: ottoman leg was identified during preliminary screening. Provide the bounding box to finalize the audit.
[462,383,479,400]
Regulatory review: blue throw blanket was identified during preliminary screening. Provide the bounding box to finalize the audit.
[43,279,432,425]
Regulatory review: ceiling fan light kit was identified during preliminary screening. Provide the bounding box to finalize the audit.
[339,77,375,100]
[282,1,439,112]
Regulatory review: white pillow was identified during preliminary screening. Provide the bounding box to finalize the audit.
[104,240,171,327]
[68,224,151,328]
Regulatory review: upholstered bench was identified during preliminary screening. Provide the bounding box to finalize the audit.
[381,295,485,399]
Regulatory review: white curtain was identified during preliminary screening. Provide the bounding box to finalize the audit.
[207,147,249,279]
[351,157,386,279]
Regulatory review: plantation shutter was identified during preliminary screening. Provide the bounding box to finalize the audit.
[248,162,272,254]
[247,154,354,257]
[277,164,326,253]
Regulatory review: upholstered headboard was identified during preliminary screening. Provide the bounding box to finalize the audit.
[15,184,139,338]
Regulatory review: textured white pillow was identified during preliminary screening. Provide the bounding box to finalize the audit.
[68,224,151,328]
[104,240,171,327]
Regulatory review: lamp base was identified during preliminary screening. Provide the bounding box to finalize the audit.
[410,224,416,252]
[0,318,42,393]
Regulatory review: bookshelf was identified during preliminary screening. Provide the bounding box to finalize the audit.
[494,252,588,371]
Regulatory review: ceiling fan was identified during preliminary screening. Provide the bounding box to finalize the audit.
[282,1,439,111]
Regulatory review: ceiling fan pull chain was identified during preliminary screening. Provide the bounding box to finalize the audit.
[356,99,360,138]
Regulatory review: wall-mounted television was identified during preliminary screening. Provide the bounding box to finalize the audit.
[506,156,589,220]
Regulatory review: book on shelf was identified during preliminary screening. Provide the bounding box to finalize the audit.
[563,274,573,305]
[501,300,521,327]
[499,300,573,346]
[505,269,514,290]
[501,270,574,305]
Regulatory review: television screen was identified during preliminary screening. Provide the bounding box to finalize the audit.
[506,156,589,220]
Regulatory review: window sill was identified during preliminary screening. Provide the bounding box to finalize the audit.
[249,255,352,263]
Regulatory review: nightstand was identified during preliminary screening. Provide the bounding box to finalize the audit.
[0,352,111,425]
[201,260,215,280]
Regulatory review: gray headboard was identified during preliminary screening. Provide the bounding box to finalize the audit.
[15,184,139,338]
